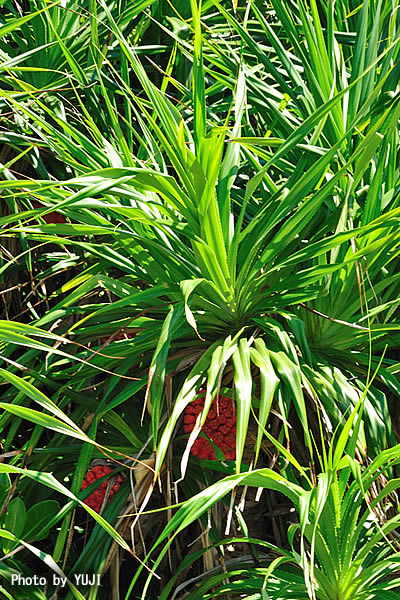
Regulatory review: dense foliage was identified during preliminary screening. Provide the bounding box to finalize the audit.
[1,0,400,598]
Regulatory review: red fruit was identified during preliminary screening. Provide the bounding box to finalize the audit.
[184,415,196,424]
[184,391,236,461]
[32,200,65,224]
[81,465,123,512]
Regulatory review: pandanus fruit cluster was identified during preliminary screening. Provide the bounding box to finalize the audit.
[183,392,236,460]
[32,200,65,223]
[81,465,123,512]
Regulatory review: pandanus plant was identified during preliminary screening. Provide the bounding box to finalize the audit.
[1,0,400,505]
[131,402,400,600]
[0,0,400,597]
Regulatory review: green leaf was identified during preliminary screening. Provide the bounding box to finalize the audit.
[23,500,61,542]
[232,339,253,472]
[250,339,279,463]
[138,468,303,598]
[270,351,312,453]
[146,303,185,447]
[0,464,131,554]
[0,3,59,38]
[1,498,26,552]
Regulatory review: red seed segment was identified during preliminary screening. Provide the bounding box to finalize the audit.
[32,200,65,223]
[184,392,236,461]
[81,465,123,512]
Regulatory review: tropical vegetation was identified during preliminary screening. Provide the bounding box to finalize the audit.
[0,0,400,598]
